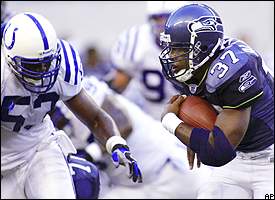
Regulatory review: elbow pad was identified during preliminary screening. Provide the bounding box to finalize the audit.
[189,126,236,167]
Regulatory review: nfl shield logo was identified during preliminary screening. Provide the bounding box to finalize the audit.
[189,84,198,94]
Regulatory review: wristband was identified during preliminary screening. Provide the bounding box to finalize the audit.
[105,135,127,154]
[161,112,183,135]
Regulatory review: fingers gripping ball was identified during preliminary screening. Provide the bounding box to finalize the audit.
[178,96,217,130]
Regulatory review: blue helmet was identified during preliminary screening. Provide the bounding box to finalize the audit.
[159,3,223,85]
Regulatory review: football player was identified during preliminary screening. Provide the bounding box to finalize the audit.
[1,12,142,199]
[108,1,189,120]
[159,3,274,199]
[52,75,212,199]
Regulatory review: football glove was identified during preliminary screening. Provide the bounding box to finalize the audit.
[106,136,142,183]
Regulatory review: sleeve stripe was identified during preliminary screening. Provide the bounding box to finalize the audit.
[122,30,129,60]
[69,43,79,85]
[60,40,71,83]
[223,91,264,109]
[130,28,139,62]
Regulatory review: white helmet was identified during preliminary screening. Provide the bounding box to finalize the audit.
[146,1,190,44]
[146,1,189,17]
[2,12,61,93]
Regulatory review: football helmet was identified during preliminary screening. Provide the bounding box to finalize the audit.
[159,3,224,84]
[146,1,189,45]
[3,12,61,93]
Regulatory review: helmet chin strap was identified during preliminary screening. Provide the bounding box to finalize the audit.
[175,68,194,82]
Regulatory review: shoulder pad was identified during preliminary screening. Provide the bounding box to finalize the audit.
[206,41,252,93]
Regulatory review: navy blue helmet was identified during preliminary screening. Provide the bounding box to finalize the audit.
[159,3,224,85]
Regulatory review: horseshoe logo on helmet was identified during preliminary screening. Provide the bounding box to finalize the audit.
[4,23,19,50]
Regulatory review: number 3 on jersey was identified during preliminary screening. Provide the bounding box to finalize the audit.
[1,92,59,132]
[210,50,239,78]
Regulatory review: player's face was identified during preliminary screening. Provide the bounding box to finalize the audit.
[21,61,51,83]
[23,62,51,73]
[169,47,190,73]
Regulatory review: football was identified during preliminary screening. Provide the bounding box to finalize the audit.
[178,96,217,130]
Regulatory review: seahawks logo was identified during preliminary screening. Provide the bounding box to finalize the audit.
[188,16,223,34]
[238,70,257,93]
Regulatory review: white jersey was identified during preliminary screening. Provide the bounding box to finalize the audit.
[1,39,83,171]
[111,23,179,120]
[64,76,192,185]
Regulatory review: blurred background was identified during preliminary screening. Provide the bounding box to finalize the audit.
[3,1,274,73]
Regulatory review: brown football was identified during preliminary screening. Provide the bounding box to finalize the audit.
[178,96,217,130]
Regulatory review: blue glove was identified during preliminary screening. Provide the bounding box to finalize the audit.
[111,144,143,183]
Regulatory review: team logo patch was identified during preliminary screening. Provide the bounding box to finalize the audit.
[238,70,257,93]
[3,23,18,50]
[188,16,223,34]
[189,84,198,94]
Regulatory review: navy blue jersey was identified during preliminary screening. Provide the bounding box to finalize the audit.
[67,154,100,199]
[178,38,274,152]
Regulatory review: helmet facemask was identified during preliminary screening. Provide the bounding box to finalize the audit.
[160,37,211,83]
[8,44,61,93]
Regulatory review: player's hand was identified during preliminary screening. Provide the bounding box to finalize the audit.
[111,144,143,183]
[187,147,201,170]
[161,94,186,120]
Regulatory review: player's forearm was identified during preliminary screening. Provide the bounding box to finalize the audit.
[108,70,131,93]
[65,88,121,146]
[162,113,236,167]
[101,95,133,139]
[174,122,193,146]
[90,110,121,146]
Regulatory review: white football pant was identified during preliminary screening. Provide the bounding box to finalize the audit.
[198,144,274,199]
[1,139,76,199]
